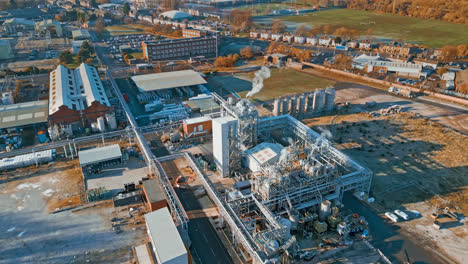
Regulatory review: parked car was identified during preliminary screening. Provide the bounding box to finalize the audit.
[385,212,399,223]
[394,210,409,221]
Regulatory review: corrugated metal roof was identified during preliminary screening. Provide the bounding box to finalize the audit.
[142,178,165,203]
[135,244,152,264]
[0,100,48,129]
[184,98,219,114]
[183,116,211,125]
[78,144,122,166]
[131,70,207,92]
[145,207,187,264]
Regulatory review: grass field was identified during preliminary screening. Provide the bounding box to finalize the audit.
[106,25,145,35]
[237,68,334,101]
[281,9,468,48]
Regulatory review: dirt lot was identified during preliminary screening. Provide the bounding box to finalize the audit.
[303,109,468,263]
[0,160,146,264]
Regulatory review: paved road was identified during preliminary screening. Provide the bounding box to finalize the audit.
[160,160,233,264]
[343,193,451,264]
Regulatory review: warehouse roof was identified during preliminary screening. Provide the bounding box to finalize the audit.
[0,100,48,129]
[72,29,91,40]
[183,116,211,125]
[130,70,207,92]
[78,144,122,166]
[160,10,192,20]
[145,207,187,264]
[142,178,165,203]
[184,98,219,115]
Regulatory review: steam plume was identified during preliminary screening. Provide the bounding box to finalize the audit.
[246,66,271,98]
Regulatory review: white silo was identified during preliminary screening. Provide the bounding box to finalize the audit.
[282,98,289,115]
[106,112,117,130]
[97,116,106,133]
[273,99,281,116]
[319,200,332,222]
[289,96,297,117]
[279,218,291,240]
[298,95,305,117]
[325,87,336,112]
[313,89,325,112]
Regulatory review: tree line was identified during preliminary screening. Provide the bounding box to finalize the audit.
[345,0,467,25]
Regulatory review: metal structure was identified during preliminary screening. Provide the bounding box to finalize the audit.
[204,95,372,263]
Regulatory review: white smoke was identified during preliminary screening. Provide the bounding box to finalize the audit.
[278,148,290,164]
[318,126,333,140]
[246,66,271,98]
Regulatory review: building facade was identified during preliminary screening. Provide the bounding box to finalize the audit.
[182,27,205,38]
[142,36,217,61]
[48,63,112,127]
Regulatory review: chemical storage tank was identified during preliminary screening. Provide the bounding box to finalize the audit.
[97,116,106,132]
[313,89,325,112]
[305,92,314,113]
[2,92,14,105]
[91,122,98,132]
[290,96,297,117]
[273,99,281,116]
[281,98,289,115]
[298,95,305,117]
[106,113,118,130]
[264,239,280,257]
[319,200,332,221]
[325,88,335,112]
[279,218,291,240]
[289,209,300,230]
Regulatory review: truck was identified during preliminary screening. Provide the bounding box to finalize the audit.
[394,210,409,221]
[335,45,348,51]
[388,86,415,98]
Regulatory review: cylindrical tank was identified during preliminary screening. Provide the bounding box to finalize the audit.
[337,221,347,236]
[289,209,300,231]
[2,92,14,104]
[313,89,325,112]
[298,95,305,117]
[306,92,314,112]
[289,96,297,117]
[91,122,98,132]
[264,239,279,257]
[106,113,117,130]
[279,218,291,240]
[97,116,106,132]
[325,88,335,112]
[281,98,289,115]
[319,200,332,221]
[273,99,281,116]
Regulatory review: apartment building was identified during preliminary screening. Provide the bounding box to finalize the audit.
[142,36,217,61]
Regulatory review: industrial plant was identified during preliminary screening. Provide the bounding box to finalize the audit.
[205,95,373,263]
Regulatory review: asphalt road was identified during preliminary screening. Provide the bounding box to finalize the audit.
[343,193,450,264]
[160,160,233,264]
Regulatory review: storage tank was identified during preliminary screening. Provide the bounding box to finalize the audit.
[305,92,314,113]
[264,239,279,257]
[289,209,300,230]
[281,98,289,115]
[289,96,297,117]
[279,218,291,240]
[91,122,98,132]
[313,89,325,112]
[2,92,14,105]
[97,116,106,132]
[273,99,281,116]
[324,87,335,112]
[298,95,305,117]
[319,200,332,221]
[106,113,117,130]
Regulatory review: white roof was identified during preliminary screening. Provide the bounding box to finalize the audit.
[78,144,122,166]
[3,18,35,26]
[130,70,207,92]
[161,10,192,20]
[49,63,110,114]
[145,207,187,264]
[367,60,422,73]
[246,142,283,165]
[353,54,380,64]
[183,116,211,125]
[0,100,48,129]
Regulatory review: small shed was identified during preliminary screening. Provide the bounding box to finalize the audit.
[264,53,288,67]
[182,116,212,136]
[142,178,167,212]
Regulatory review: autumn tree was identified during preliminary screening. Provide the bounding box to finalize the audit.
[240,46,254,59]
[333,53,353,70]
[59,51,73,64]
[272,19,286,34]
[436,67,448,76]
[94,18,106,34]
[295,25,308,35]
[441,45,457,62]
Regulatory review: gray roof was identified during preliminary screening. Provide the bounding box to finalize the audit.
[0,100,48,129]
[145,207,187,264]
[78,144,122,166]
[142,178,166,203]
[130,70,207,92]
[72,29,91,40]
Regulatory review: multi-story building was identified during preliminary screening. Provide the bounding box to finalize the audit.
[182,27,205,38]
[142,36,217,61]
[48,63,112,127]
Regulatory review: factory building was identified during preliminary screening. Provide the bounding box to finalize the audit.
[72,29,91,40]
[182,116,212,136]
[182,27,205,38]
[142,36,217,61]
[130,70,207,94]
[145,207,188,264]
[35,19,63,37]
[200,95,372,263]
[48,63,115,136]
[2,18,35,34]
[142,178,167,212]
[366,60,422,78]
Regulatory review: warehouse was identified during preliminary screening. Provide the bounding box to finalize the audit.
[182,116,212,136]
[79,144,122,175]
[48,63,114,131]
[72,29,91,40]
[145,207,188,264]
[183,95,220,115]
[35,19,63,37]
[366,60,422,78]
[0,100,48,130]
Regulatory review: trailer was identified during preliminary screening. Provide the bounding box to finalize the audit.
[388,86,415,98]
[385,212,399,223]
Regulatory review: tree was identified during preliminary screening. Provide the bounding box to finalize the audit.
[240,46,253,59]
[78,49,91,62]
[436,67,448,76]
[333,53,352,70]
[90,0,97,8]
[59,51,73,64]
[272,19,286,34]
[441,45,457,61]
[95,18,106,34]
[123,3,130,16]
[124,17,132,24]
[333,36,342,45]
[456,45,468,58]
[295,25,308,35]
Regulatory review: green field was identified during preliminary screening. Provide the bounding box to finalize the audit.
[281,9,468,48]
[106,25,145,35]
[237,68,334,101]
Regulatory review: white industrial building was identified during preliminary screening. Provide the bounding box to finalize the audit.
[212,115,238,177]
[243,142,284,172]
[49,63,110,115]
[145,207,188,264]
[366,60,422,78]
[130,70,207,93]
